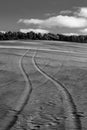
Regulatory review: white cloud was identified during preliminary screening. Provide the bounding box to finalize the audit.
[18,19,43,25]
[0,31,6,33]
[62,33,79,36]
[20,28,49,34]
[18,15,87,28]
[80,28,87,34]
[76,7,87,18]
[18,7,87,35]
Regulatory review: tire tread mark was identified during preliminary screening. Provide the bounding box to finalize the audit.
[1,50,32,130]
[32,50,82,130]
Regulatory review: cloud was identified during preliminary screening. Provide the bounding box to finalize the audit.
[75,7,87,18]
[62,33,79,36]
[60,10,72,15]
[80,28,87,34]
[18,7,87,34]
[0,31,6,33]
[45,13,56,17]
[18,15,87,28]
[20,28,49,34]
[18,19,43,25]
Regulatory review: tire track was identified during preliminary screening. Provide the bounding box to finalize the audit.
[32,50,82,130]
[1,50,33,130]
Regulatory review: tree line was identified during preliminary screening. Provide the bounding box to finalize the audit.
[0,31,87,43]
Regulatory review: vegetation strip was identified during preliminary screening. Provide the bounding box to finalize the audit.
[0,45,87,55]
[1,50,33,130]
[0,31,87,43]
[32,50,82,130]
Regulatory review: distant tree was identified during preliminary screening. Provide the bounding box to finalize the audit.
[0,31,87,43]
[0,32,5,40]
[36,33,43,40]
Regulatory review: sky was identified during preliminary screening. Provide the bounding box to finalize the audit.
[0,0,87,35]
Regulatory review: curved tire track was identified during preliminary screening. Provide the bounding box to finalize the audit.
[1,50,32,130]
[32,50,82,130]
